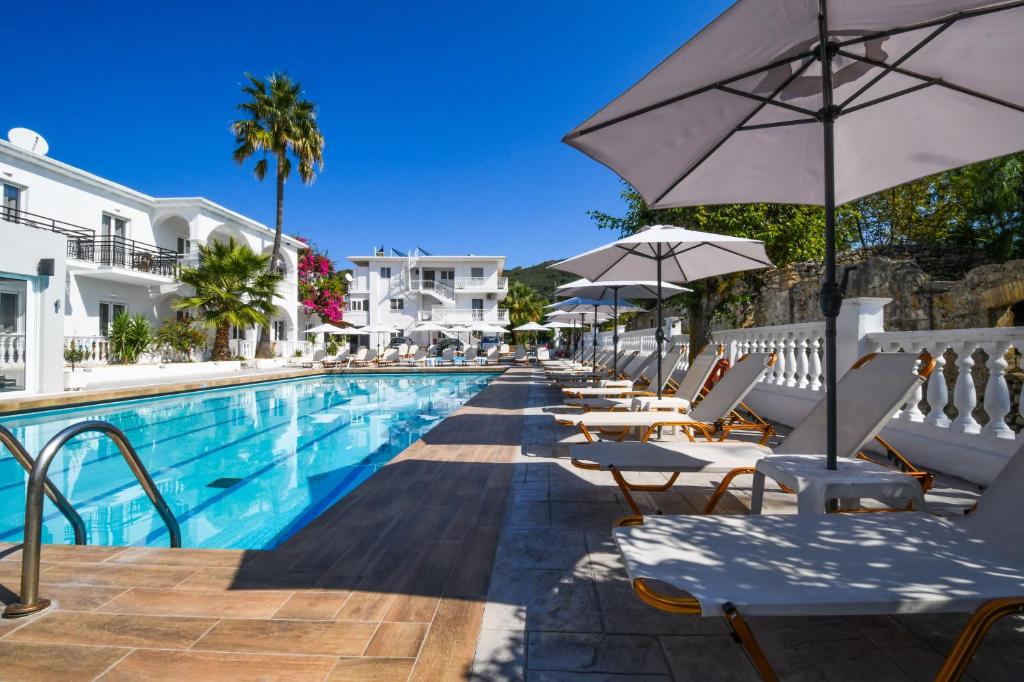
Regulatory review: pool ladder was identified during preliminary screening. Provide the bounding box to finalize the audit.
[2,421,181,618]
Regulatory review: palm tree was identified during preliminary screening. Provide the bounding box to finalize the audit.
[173,238,282,360]
[504,281,546,344]
[231,72,325,357]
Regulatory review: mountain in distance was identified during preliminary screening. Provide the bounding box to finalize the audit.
[505,260,577,301]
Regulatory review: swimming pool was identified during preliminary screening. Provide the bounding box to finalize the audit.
[0,373,494,550]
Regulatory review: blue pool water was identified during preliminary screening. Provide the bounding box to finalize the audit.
[0,373,493,550]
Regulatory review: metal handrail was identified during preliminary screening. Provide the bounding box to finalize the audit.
[3,421,181,619]
[0,425,87,545]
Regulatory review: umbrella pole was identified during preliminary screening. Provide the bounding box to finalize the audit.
[818,2,839,472]
[655,244,664,399]
[592,305,598,372]
[612,288,619,375]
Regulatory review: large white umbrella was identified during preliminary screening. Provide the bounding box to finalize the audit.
[356,323,397,353]
[562,0,1024,467]
[552,226,771,396]
[556,279,690,374]
[513,322,549,332]
[305,323,347,334]
[548,297,642,371]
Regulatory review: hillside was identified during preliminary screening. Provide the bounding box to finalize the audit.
[505,260,577,301]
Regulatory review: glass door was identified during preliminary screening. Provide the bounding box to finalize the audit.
[2,183,22,223]
[0,279,27,391]
[102,214,128,267]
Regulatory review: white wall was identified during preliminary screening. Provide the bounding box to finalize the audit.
[0,219,67,394]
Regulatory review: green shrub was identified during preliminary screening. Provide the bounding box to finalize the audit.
[154,317,207,361]
[63,344,89,371]
[326,340,339,356]
[108,312,154,364]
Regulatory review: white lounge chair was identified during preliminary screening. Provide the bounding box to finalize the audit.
[347,347,367,367]
[612,440,1024,681]
[566,345,721,411]
[559,350,661,393]
[557,352,775,445]
[463,347,478,364]
[514,346,529,365]
[439,348,455,366]
[287,348,326,368]
[573,352,935,515]
[402,348,427,366]
[321,348,350,368]
[376,348,400,366]
[484,347,500,365]
[352,348,377,367]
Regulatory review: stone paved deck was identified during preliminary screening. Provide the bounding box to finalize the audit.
[0,368,526,681]
[469,368,1024,681]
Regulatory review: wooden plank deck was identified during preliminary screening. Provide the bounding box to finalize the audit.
[0,369,528,681]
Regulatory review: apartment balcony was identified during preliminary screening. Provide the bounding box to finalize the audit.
[3,207,178,284]
[418,308,509,324]
[452,276,508,291]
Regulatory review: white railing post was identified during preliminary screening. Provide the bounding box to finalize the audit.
[952,341,981,434]
[925,342,952,428]
[981,341,1014,440]
[808,336,822,391]
[835,297,890,375]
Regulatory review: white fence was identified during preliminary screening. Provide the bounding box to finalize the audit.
[0,333,26,368]
[584,297,1023,485]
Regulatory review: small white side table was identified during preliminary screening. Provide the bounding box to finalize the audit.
[750,454,926,515]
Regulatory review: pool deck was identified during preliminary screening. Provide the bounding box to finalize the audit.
[1,366,1022,680]
[0,367,526,680]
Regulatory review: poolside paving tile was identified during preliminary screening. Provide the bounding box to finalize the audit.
[526,632,669,675]
[273,590,351,620]
[409,598,484,682]
[0,543,128,564]
[0,641,129,681]
[97,586,291,619]
[100,649,340,681]
[6,611,218,649]
[193,618,377,656]
[107,546,252,568]
[334,590,397,622]
[364,621,429,658]
[383,594,439,623]
[329,657,415,682]
[38,562,197,588]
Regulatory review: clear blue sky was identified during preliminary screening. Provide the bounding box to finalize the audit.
[6,1,730,269]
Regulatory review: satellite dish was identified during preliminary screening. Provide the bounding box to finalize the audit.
[7,128,49,155]
[344,272,353,283]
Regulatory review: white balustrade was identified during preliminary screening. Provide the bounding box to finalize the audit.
[713,322,825,389]
[0,334,26,368]
[64,336,109,365]
[865,327,1024,441]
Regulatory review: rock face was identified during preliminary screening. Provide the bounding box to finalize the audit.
[753,246,1024,331]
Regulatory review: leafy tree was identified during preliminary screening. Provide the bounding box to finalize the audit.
[154,316,208,361]
[296,238,349,324]
[503,280,547,344]
[108,312,154,364]
[173,238,282,361]
[589,184,841,354]
[231,72,325,357]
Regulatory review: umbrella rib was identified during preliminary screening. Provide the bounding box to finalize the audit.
[715,85,818,117]
[837,50,1024,116]
[653,56,817,206]
[565,49,817,140]
[834,1,1024,51]
[738,118,816,131]
[836,19,953,112]
[841,79,940,116]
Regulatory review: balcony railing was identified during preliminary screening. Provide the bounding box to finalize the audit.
[452,277,508,290]
[406,279,454,300]
[4,207,178,277]
[418,308,509,324]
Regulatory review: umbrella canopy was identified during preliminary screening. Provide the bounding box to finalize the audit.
[548,298,642,370]
[357,323,398,333]
[513,322,549,332]
[552,227,771,393]
[411,321,447,332]
[555,279,690,300]
[562,0,1024,468]
[543,320,574,329]
[555,279,692,373]
[305,323,347,334]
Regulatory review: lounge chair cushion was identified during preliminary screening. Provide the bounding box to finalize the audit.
[571,441,771,472]
[613,512,1024,617]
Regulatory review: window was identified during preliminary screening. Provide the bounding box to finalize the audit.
[102,213,128,240]
[2,183,22,221]
[471,298,483,319]
[176,236,190,261]
[0,292,20,333]
[471,267,484,279]
[390,298,404,311]
[230,326,245,340]
[438,269,455,282]
[99,302,126,337]
[348,299,366,312]
[273,320,286,340]
[380,267,392,279]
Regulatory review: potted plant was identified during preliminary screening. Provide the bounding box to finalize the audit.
[63,344,89,391]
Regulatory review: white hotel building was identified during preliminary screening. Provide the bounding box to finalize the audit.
[0,137,303,395]
[345,247,508,345]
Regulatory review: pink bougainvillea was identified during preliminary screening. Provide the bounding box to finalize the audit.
[295,238,349,324]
